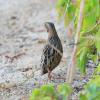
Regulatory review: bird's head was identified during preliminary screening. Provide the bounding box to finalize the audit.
[44,22,57,37]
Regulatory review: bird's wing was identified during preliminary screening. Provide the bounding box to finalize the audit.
[40,44,55,68]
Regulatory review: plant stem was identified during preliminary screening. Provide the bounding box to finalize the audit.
[66,0,85,84]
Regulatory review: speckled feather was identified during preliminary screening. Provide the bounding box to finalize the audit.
[40,32,63,75]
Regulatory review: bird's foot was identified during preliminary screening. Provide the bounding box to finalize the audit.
[50,73,66,80]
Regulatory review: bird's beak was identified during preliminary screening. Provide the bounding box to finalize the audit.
[44,23,49,32]
[44,27,49,32]
[44,27,47,32]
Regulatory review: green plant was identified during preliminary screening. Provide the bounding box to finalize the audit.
[57,0,100,73]
[56,0,100,99]
[80,64,100,100]
[30,83,72,100]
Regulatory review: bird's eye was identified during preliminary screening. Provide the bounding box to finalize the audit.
[47,28,49,32]
[45,26,49,32]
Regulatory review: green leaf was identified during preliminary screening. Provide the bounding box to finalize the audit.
[56,0,68,8]
[77,47,88,73]
[79,93,88,100]
[87,84,100,100]
[40,84,56,97]
[95,64,100,75]
[56,0,77,25]
[57,83,72,97]
[42,96,53,100]
[80,75,100,100]
[95,28,100,52]
[82,0,99,32]
[30,89,41,100]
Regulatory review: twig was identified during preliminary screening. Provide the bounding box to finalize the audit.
[66,0,85,84]
[5,52,25,63]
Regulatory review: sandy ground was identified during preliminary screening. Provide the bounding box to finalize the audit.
[0,0,96,100]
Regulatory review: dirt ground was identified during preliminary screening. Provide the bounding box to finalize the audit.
[0,0,95,100]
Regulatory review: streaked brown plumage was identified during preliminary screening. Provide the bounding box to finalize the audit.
[40,22,63,79]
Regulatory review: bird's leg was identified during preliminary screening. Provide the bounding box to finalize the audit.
[48,71,52,80]
[50,73,66,80]
[47,68,52,82]
[47,69,65,82]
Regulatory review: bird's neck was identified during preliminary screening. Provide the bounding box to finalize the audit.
[48,30,58,39]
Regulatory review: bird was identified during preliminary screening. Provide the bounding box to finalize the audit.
[40,22,63,80]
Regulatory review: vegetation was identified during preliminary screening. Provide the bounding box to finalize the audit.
[56,0,100,73]
[30,0,100,99]
[30,84,72,100]
[80,64,100,100]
